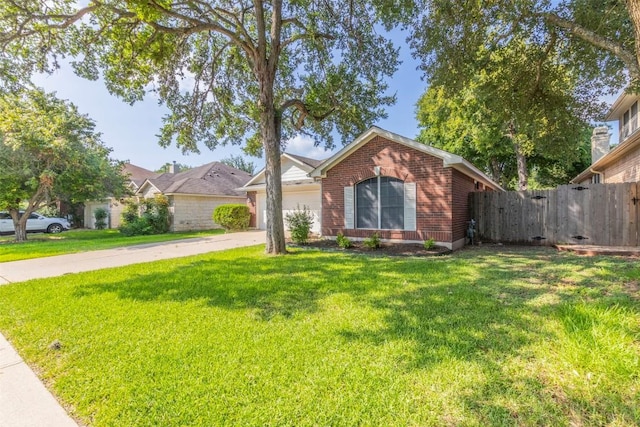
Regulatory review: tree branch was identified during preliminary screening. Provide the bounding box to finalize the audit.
[542,12,640,80]
[280,98,335,129]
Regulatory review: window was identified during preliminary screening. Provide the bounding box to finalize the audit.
[632,101,638,133]
[591,173,601,184]
[622,101,639,140]
[356,176,404,229]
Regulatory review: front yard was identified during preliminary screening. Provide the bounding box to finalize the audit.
[0,246,638,426]
[0,229,225,262]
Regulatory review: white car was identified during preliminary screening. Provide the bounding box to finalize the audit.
[0,211,71,235]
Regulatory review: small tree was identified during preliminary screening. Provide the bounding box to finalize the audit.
[93,207,108,230]
[0,88,127,242]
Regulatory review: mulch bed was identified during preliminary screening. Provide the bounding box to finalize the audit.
[287,238,451,257]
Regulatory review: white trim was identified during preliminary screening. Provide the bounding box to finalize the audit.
[243,153,317,188]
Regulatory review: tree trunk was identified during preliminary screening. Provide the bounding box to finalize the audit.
[628,0,640,79]
[508,122,528,191]
[259,82,286,255]
[9,209,28,242]
[514,142,528,191]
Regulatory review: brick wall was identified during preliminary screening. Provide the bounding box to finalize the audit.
[451,170,476,242]
[603,142,640,183]
[321,135,454,243]
[171,195,244,231]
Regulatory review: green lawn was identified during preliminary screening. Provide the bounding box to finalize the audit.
[0,229,225,262]
[0,246,638,426]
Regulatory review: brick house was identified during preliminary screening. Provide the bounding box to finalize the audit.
[83,163,160,229]
[136,162,251,232]
[572,92,640,184]
[309,127,503,250]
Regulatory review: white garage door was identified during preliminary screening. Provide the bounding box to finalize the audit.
[257,190,321,233]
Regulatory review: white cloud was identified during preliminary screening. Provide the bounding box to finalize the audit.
[284,134,337,160]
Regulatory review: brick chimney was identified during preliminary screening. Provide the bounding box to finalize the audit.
[168,161,180,174]
[591,126,610,164]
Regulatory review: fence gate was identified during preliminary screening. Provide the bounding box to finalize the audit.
[471,183,640,246]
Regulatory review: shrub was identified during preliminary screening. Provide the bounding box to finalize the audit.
[285,205,314,244]
[213,204,250,231]
[94,207,108,230]
[336,232,352,249]
[423,238,436,250]
[363,232,381,249]
[119,195,171,236]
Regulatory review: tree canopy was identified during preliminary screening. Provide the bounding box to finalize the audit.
[409,0,639,98]
[0,0,402,253]
[220,155,257,175]
[0,88,127,241]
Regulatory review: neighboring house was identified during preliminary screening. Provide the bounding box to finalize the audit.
[84,163,159,229]
[136,161,252,232]
[242,153,323,233]
[309,127,503,250]
[572,92,640,184]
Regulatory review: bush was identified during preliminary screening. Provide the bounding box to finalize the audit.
[38,205,61,218]
[94,207,108,230]
[119,195,171,236]
[363,232,381,249]
[423,238,436,250]
[285,205,314,244]
[213,204,250,231]
[336,232,352,249]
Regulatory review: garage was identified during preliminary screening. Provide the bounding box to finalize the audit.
[255,186,321,233]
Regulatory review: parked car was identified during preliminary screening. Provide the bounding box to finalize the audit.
[0,211,71,235]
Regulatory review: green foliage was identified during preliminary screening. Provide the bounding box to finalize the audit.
[0,247,638,425]
[93,207,108,230]
[220,155,257,175]
[363,232,381,249]
[285,205,314,245]
[213,204,250,231]
[155,162,191,173]
[423,238,436,250]
[336,232,352,249]
[37,205,60,218]
[119,195,170,236]
[0,88,127,241]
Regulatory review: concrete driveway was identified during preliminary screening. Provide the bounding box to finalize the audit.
[0,230,265,427]
[0,230,266,285]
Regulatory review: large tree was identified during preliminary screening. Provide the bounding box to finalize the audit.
[0,88,127,242]
[417,39,594,190]
[410,0,639,96]
[0,1,401,254]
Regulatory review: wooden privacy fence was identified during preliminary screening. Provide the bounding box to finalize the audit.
[471,183,640,246]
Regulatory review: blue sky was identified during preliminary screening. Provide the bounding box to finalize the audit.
[33,31,424,172]
[33,29,620,173]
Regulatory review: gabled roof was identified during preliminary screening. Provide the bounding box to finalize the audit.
[137,161,251,197]
[242,152,324,189]
[309,126,504,191]
[122,163,160,188]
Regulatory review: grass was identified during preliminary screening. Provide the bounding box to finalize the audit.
[0,246,639,426]
[0,228,226,262]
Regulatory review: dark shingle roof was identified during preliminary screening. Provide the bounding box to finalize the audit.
[144,162,252,197]
[286,153,324,168]
[122,163,160,187]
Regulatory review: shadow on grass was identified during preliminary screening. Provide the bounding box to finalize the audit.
[70,246,640,424]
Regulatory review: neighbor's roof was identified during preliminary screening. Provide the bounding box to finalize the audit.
[309,126,504,191]
[138,162,252,197]
[122,163,160,188]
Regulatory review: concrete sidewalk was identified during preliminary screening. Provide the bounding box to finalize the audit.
[0,230,265,426]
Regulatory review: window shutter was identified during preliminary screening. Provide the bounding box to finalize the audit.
[344,186,354,229]
[404,182,416,231]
